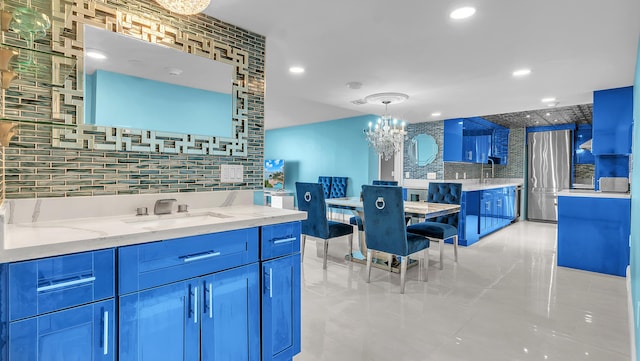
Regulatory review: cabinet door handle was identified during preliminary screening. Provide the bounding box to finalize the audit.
[269,268,273,298]
[193,286,198,324]
[37,276,96,292]
[208,283,213,319]
[103,310,109,355]
[182,251,221,263]
[273,237,296,244]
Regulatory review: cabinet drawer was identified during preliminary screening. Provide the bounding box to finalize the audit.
[261,222,301,260]
[8,249,115,321]
[119,228,259,295]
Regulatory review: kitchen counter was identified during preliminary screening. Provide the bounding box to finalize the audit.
[0,190,306,263]
[557,189,630,199]
[402,178,523,192]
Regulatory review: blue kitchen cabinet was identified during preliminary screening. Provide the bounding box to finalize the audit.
[260,222,302,361]
[444,118,508,164]
[574,124,594,164]
[592,86,633,155]
[558,195,630,276]
[9,299,115,361]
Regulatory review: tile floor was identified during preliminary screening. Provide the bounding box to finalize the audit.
[295,221,630,361]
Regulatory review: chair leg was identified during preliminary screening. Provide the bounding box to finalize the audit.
[453,235,458,262]
[347,234,353,260]
[366,250,373,283]
[301,235,306,262]
[439,239,444,270]
[387,254,393,272]
[323,239,329,270]
[424,248,429,282]
[400,256,408,294]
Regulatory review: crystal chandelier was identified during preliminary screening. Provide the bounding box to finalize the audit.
[363,93,408,161]
[155,0,211,15]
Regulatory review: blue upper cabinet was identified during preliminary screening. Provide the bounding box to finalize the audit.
[444,118,509,164]
[592,86,633,155]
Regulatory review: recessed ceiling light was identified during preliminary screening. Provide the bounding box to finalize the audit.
[345,81,363,89]
[289,66,305,74]
[450,6,476,19]
[541,97,556,103]
[86,49,107,60]
[554,119,558,122]
[545,113,551,116]
[431,112,442,117]
[526,115,531,118]
[512,69,531,77]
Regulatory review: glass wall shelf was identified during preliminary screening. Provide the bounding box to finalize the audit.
[0,42,76,87]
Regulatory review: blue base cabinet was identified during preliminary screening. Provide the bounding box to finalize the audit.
[558,196,630,276]
[9,299,115,361]
[260,222,302,361]
[0,220,302,361]
[119,264,260,361]
[454,186,516,247]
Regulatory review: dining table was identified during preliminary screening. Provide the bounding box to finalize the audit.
[325,197,461,272]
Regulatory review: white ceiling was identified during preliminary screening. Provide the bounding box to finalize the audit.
[204,0,640,130]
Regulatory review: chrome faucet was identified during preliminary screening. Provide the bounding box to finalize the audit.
[154,198,177,215]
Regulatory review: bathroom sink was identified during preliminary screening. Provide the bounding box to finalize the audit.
[122,211,233,225]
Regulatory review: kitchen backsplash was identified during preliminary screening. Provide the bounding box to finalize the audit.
[3,0,265,199]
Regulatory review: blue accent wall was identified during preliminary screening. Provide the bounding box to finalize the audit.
[631,36,640,361]
[85,70,232,137]
[264,115,380,198]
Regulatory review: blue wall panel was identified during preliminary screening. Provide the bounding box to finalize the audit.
[265,115,379,198]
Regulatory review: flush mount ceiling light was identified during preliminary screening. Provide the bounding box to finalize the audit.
[431,112,442,117]
[450,6,476,20]
[289,66,305,74]
[155,0,211,15]
[512,68,531,77]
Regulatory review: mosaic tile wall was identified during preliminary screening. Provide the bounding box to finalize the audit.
[3,0,265,199]
[403,121,444,180]
[575,164,595,180]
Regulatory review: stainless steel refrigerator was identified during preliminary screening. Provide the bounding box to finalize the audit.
[527,130,572,222]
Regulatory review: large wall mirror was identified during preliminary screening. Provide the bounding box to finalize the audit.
[409,134,438,166]
[51,1,250,155]
[84,25,234,138]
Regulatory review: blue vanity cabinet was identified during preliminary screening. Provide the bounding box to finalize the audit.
[9,299,115,361]
[260,222,302,361]
[118,264,260,361]
[118,228,261,361]
[3,249,116,361]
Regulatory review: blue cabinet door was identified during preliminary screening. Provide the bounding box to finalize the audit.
[592,86,633,155]
[261,254,301,361]
[9,299,115,361]
[119,280,199,361]
[201,263,260,361]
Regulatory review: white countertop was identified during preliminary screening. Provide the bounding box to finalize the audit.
[557,189,631,199]
[0,191,306,263]
[402,178,523,192]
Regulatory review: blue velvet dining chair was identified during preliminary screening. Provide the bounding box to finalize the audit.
[295,182,354,269]
[361,185,430,294]
[407,182,461,269]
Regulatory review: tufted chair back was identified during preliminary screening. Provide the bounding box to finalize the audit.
[426,182,462,227]
[296,182,329,239]
[329,177,348,198]
[317,176,332,199]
